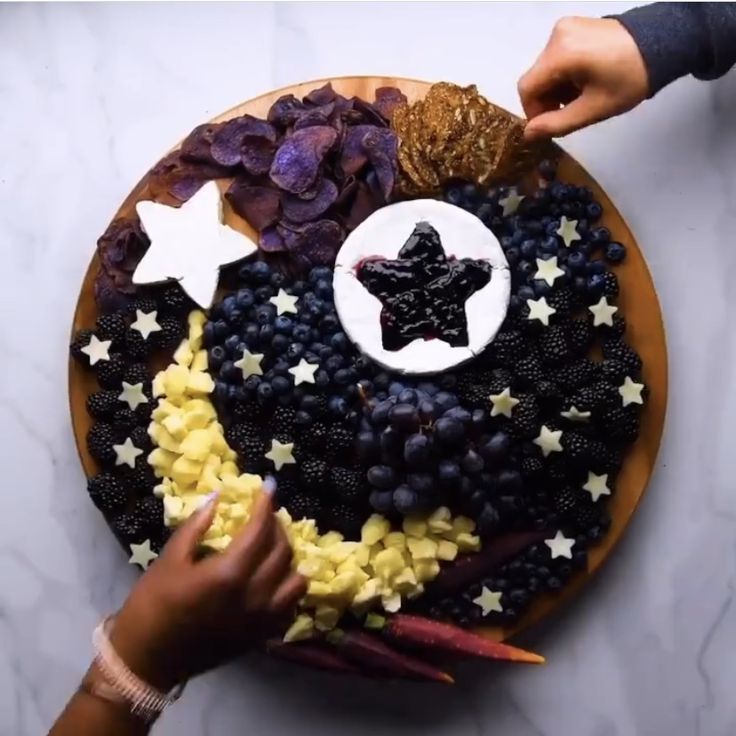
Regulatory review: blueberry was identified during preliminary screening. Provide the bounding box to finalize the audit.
[329,332,349,353]
[259,324,274,343]
[590,226,611,247]
[538,235,558,256]
[367,465,396,490]
[224,334,240,355]
[315,279,333,300]
[309,266,332,283]
[236,288,255,309]
[244,374,261,392]
[444,183,464,206]
[518,260,535,278]
[373,372,390,391]
[300,394,320,414]
[237,262,254,283]
[271,375,290,396]
[477,503,500,536]
[605,241,626,263]
[274,316,293,335]
[520,239,538,259]
[476,202,495,225]
[219,360,240,384]
[533,279,552,297]
[250,261,271,284]
[588,273,606,297]
[518,285,535,302]
[418,399,439,423]
[286,343,305,361]
[315,370,330,388]
[256,381,274,405]
[578,241,593,257]
[328,395,348,416]
[319,346,334,362]
[394,485,420,515]
[369,489,395,513]
[255,305,275,324]
[291,280,308,296]
[208,345,226,370]
[214,381,229,403]
[292,324,311,343]
[587,259,606,275]
[320,314,339,333]
[333,368,353,386]
[525,220,543,236]
[243,323,260,346]
[538,159,557,180]
[573,275,588,293]
[505,246,521,266]
[500,235,513,250]
[586,201,603,221]
[202,321,217,348]
[213,319,229,341]
[325,355,344,374]
[407,472,433,494]
[567,250,587,272]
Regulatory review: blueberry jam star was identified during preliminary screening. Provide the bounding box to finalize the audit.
[357,222,492,350]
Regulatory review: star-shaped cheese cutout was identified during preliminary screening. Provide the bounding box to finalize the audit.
[128,540,158,570]
[534,256,565,287]
[264,439,296,471]
[288,359,319,386]
[499,188,525,217]
[533,425,563,457]
[619,375,645,407]
[560,405,591,423]
[545,530,575,560]
[133,181,257,308]
[269,289,299,315]
[113,437,144,469]
[234,349,264,379]
[556,216,581,247]
[583,472,611,502]
[130,309,162,341]
[588,296,618,327]
[526,296,557,326]
[473,587,504,616]
[118,382,149,411]
[489,387,519,418]
[81,335,111,366]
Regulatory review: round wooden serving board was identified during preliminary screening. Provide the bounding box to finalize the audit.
[69,77,667,643]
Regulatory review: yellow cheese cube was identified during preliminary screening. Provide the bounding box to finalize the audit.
[152,399,179,422]
[361,514,391,546]
[414,559,440,583]
[173,340,193,367]
[437,539,458,561]
[403,516,428,538]
[220,461,240,478]
[227,503,247,520]
[283,614,314,643]
[353,544,371,567]
[191,349,208,372]
[318,532,343,549]
[209,428,228,457]
[171,456,203,486]
[161,414,187,442]
[179,429,212,462]
[314,606,341,632]
[452,516,476,535]
[456,533,481,553]
[223,449,237,462]
[328,542,359,565]
[383,532,407,550]
[373,547,404,581]
[183,408,211,431]
[393,567,418,594]
[407,537,438,561]
[163,364,189,398]
[187,371,215,395]
[147,448,177,476]
[382,591,402,613]
[201,534,232,552]
[152,372,167,398]
[163,495,184,523]
[352,578,382,607]
[196,470,221,495]
[187,311,206,350]
[428,506,453,534]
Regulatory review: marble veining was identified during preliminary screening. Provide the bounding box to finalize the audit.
[1,2,735,734]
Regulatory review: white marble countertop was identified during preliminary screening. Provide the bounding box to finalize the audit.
[2,2,736,734]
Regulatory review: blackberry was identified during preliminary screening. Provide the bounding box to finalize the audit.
[301,458,328,490]
[325,426,354,462]
[124,363,150,386]
[242,437,267,473]
[547,457,572,486]
[226,423,261,453]
[602,314,626,339]
[510,394,540,439]
[70,329,93,363]
[113,511,146,544]
[460,383,494,410]
[564,432,608,467]
[160,284,191,317]
[330,503,366,539]
[122,459,156,494]
[95,312,127,342]
[602,340,642,375]
[134,496,164,533]
[534,379,562,408]
[135,402,153,425]
[515,354,544,386]
[601,270,619,297]
[125,330,153,360]
[555,359,598,392]
[157,317,185,351]
[552,486,579,516]
[567,319,594,357]
[573,381,619,413]
[269,406,297,437]
[329,466,364,502]
[600,359,627,385]
[546,286,575,315]
[113,408,137,433]
[87,473,127,514]
[96,353,126,389]
[132,296,158,315]
[538,325,570,366]
[87,423,118,465]
[488,330,525,366]
[301,421,328,452]
[599,406,640,443]
[574,500,601,531]
[487,367,515,394]
[286,493,320,521]
[86,390,120,420]
[521,456,544,480]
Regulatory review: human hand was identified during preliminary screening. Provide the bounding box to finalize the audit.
[108,492,306,691]
[518,17,649,140]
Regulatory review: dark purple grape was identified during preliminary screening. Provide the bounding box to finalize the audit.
[398,388,418,405]
[438,460,461,489]
[434,417,465,447]
[418,399,439,423]
[403,433,430,469]
[443,406,471,426]
[369,489,394,513]
[407,473,433,494]
[367,465,396,490]
[479,431,511,463]
[388,404,420,433]
[434,391,459,413]
[370,399,394,427]
[460,449,484,475]
[393,485,420,515]
[356,431,379,462]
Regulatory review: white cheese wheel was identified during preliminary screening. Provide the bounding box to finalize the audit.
[334,200,510,375]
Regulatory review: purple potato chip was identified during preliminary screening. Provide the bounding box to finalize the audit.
[95,267,135,312]
[342,181,382,231]
[150,151,233,201]
[267,94,308,128]
[295,220,345,266]
[259,226,287,253]
[335,176,358,208]
[303,83,337,107]
[211,115,277,167]
[373,87,407,122]
[226,181,281,230]
[339,124,374,177]
[297,176,323,201]
[293,102,336,130]
[281,179,338,223]
[169,177,206,202]
[97,217,150,276]
[269,126,338,194]
[349,97,387,127]
[363,128,398,200]
[241,135,277,176]
[180,123,222,164]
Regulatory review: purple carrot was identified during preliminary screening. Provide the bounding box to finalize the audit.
[266,639,357,674]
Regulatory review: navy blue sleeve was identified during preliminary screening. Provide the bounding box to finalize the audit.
[614,2,736,95]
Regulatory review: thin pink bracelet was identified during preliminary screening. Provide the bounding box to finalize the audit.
[91,616,184,722]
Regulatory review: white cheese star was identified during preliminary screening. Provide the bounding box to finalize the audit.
[588,296,618,327]
[499,188,525,217]
[526,296,557,326]
[288,359,319,386]
[473,586,504,616]
[560,405,591,423]
[113,437,144,469]
[269,289,299,315]
[133,181,258,308]
[234,349,264,379]
[118,382,149,411]
[619,375,645,407]
[556,216,581,247]
[130,309,162,340]
[534,256,565,287]
[545,530,575,560]
[533,425,563,457]
[583,472,611,502]
[264,439,296,471]
[489,387,519,418]
[81,335,111,366]
[128,539,158,570]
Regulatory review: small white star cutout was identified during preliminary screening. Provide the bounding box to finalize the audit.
[526,296,557,326]
[81,335,111,366]
[113,437,144,469]
[473,587,504,616]
[288,359,319,386]
[588,296,618,327]
[560,405,591,423]
[534,256,565,287]
[619,376,645,407]
[133,181,257,308]
[499,188,525,217]
[234,349,264,379]
[264,439,296,471]
[533,425,563,457]
[583,472,611,502]
[556,216,581,247]
[269,289,299,315]
[489,387,519,418]
[130,310,162,341]
[545,530,575,560]
[118,382,149,411]
[129,539,158,570]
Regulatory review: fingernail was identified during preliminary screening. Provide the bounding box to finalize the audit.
[262,475,277,497]
[198,491,219,510]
